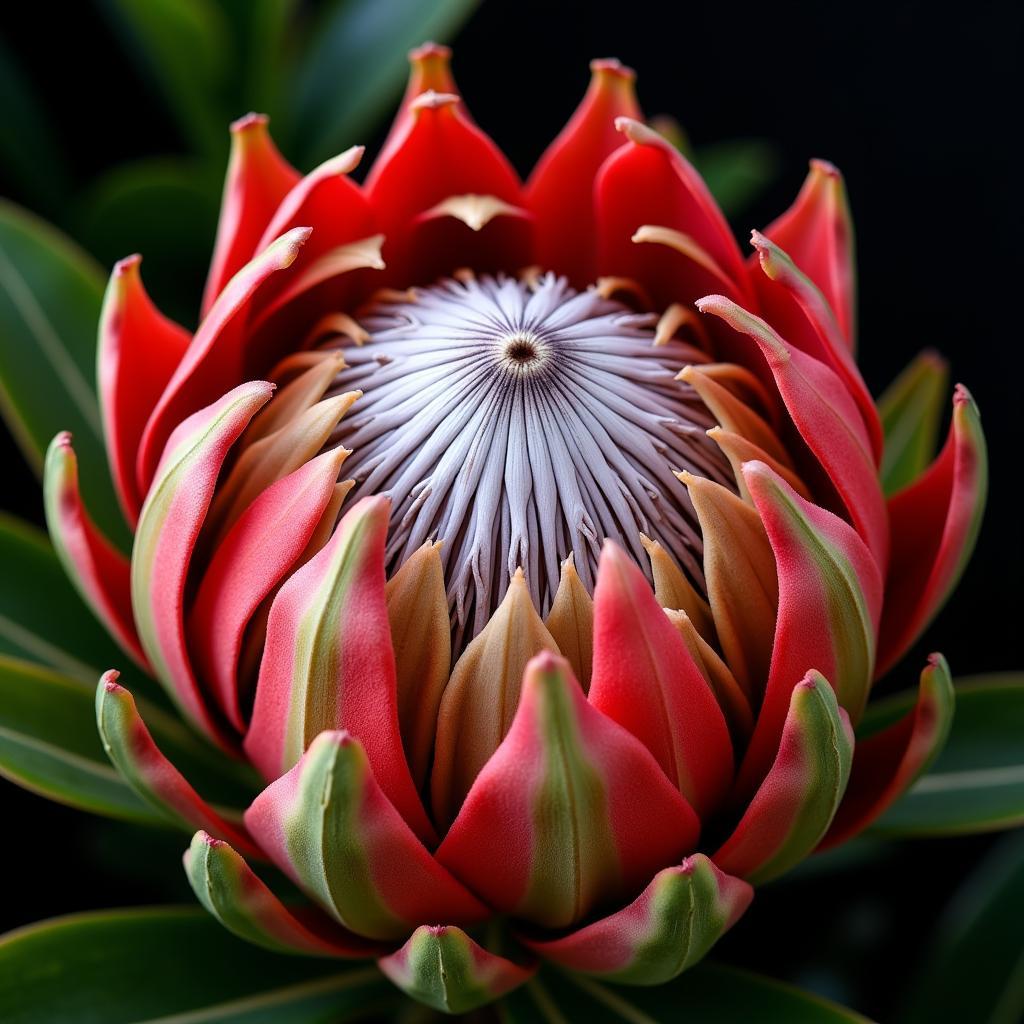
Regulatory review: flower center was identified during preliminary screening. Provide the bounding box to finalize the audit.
[327,272,734,644]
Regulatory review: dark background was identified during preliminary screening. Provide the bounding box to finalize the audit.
[1,1,1021,1019]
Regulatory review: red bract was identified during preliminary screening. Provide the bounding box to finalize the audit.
[42,45,986,1012]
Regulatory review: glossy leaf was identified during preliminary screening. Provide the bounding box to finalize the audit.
[0,515,146,690]
[0,655,256,823]
[0,907,396,1024]
[0,200,126,546]
[0,36,68,214]
[500,963,870,1022]
[76,157,219,326]
[0,656,159,823]
[695,139,781,218]
[871,675,1024,835]
[101,0,229,159]
[900,829,1024,1024]
[288,0,479,165]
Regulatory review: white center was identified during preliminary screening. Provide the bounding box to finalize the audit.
[326,272,733,645]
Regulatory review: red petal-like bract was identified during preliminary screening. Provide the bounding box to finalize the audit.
[437,653,700,930]
[202,114,300,317]
[822,653,954,847]
[189,448,349,731]
[737,461,881,795]
[43,433,147,669]
[245,730,485,940]
[716,673,853,884]
[132,381,273,747]
[527,60,640,285]
[748,230,882,464]
[245,496,434,843]
[184,830,379,958]
[97,674,260,858]
[761,159,857,349]
[588,541,733,815]
[137,230,309,495]
[379,925,534,1013]
[525,853,752,984]
[97,255,190,524]
[697,295,889,572]
[366,92,526,283]
[370,43,467,186]
[595,119,751,310]
[877,387,987,676]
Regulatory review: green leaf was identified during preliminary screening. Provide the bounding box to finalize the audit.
[0,906,396,1024]
[0,655,258,823]
[0,37,69,216]
[0,201,127,548]
[876,350,949,495]
[0,656,160,822]
[75,157,220,326]
[695,140,781,220]
[870,674,1024,836]
[288,0,479,166]
[0,514,143,687]
[501,964,871,1022]
[100,0,231,160]
[217,0,299,120]
[900,829,1024,1024]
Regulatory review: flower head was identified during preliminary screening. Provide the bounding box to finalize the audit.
[44,45,986,1011]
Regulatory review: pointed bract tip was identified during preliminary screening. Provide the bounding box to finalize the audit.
[100,669,122,692]
[738,458,773,484]
[528,649,564,676]
[195,829,223,849]
[952,382,975,407]
[809,158,842,179]
[230,112,270,134]
[273,226,313,267]
[53,430,73,449]
[599,536,629,561]
[797,671,820,691]
[323,145,365,176]
[918,348,948,370]
[350,491,392,521]
[410,41,452,62]
[590,57,636,81]
[926,652,946,670]
[694,294,729,314]
[113,253,142,277]
[312,728,356,753]
[411,90,460,113]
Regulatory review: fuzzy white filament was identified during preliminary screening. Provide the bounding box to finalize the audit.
[327,272,733,644]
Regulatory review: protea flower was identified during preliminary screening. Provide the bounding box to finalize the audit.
[40,45,986,1013]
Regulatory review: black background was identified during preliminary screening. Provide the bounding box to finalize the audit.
[1,0,1021,1018]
